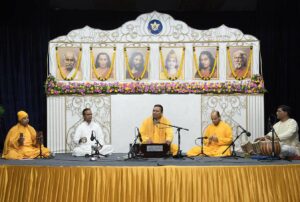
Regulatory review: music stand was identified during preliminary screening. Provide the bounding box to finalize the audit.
[157,121,189,159]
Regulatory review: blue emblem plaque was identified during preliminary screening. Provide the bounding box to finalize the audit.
[148,19,163,35]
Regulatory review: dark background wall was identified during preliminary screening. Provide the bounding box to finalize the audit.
[0,1,299,151]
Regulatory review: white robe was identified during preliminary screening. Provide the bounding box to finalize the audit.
[72,121,113,156]
[267,118,300,156]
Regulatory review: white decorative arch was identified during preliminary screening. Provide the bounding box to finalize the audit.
[47,11,264,153]
[51,11,257,43]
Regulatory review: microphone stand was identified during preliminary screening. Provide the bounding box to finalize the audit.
[90,132,107,158]
[125,128,142,160]
[193,126,209,157]
[157,121,189,159]
[196,137,209,157]
[222,113,251,158]
[254,116,281,161]
[222,130,245,158]
[34,131,46,159]
[266,118,280,160]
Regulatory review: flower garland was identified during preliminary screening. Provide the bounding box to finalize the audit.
[227,47,252,80]
[56,47,82,81]
[160,47,185,81]
[193,47,218,80]
[90,47,116,81]
[124,47,149,81]
[45,74,266,96]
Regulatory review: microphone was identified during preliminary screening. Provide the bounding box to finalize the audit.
[268,116,272,131]
[136,127,143,142]
[268,114,277,131]
[196,137,208,139]
[18,133,24,146]
[90,130,95,141]
[37,131,44,145]
[238,125,251,137]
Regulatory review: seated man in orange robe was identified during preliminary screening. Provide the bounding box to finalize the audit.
[2,111,51,159]
[140,104,178,156]
[187,111,233,157]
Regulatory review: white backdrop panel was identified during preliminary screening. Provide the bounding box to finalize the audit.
[111,94,201,153]
[47,94,264,153]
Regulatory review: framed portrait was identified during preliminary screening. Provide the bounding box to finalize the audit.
[91,47,116,81]
[124,47,150,81]
[226,46,253,80]
[56,47,82,81]
[159,47,185,81]
[193,46,219,80]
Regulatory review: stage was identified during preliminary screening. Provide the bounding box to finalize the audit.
[1,154,300,202]
[1,153,300,166]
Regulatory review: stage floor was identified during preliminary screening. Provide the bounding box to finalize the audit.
[1,153,299,166]
[2,153,300,202]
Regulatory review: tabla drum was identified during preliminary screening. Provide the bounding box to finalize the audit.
[252,141,261,155]
[259,140,281,156]
[241,141,254,154]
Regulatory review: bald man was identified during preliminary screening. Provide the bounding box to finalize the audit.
[187,111,233,157]
[2,111,51,159]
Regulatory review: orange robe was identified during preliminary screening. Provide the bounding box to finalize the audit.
[140,116,178,155]
[187,121,233,157]
[229,67,251,79]
[2,123,51,159]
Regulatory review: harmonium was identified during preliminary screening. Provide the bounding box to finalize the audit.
[133,143,170,158]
